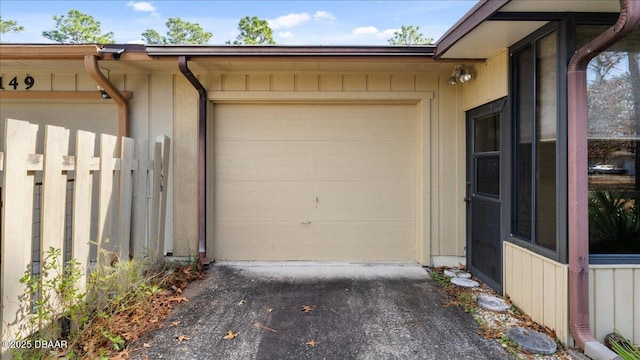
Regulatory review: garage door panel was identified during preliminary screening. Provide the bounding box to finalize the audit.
[213,103,417,261]
[216,181,314,222]
[313,181,415,221]
[312,140,415,181]
[215,222,414,261]
[215,104,415,142]
[216,141,314,181]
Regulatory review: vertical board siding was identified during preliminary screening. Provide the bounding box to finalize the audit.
[504,242,569,344]
[589,265,640,345]
[463,49,509,111]
[0,119,170,352]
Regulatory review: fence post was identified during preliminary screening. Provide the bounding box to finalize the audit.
[149,141,162,264]
[157,136,170,262]
[97,134,117,264]
[117,138,135,260]
[40,125,70,325]
[72,130,95,288]
[1,119,38,344]
[131,140,149,258]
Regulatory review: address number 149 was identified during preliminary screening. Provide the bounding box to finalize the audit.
[0,75,35,90]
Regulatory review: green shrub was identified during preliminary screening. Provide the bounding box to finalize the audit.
[588,187,640,253]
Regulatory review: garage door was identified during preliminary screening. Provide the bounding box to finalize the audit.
[214,103,416,261]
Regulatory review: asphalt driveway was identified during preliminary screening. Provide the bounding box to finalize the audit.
[131,262,510,360]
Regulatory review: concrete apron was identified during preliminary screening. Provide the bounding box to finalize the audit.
[132,262,510,360]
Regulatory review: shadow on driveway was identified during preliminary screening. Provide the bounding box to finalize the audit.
[131,263,510,360]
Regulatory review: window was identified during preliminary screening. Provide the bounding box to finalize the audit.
[578,26,640,256]
[511,25,559,253]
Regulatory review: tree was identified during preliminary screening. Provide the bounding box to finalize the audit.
[0,17,24,34]
[387,25,433,45]
[229,16,275,45]
[142,18,212,45]
[42,10,114,44]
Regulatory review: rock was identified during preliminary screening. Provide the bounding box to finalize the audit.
[477,295,510,312]
[443,269,458,277]
[450,277,479,288]
[508,327,557,355]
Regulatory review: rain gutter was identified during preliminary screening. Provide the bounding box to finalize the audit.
[84,54,130,139]
[567,0,640,359]
[178,56,209,267]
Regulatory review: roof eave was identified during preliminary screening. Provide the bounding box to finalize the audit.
[145,45,437,57]
[435,0,511,59]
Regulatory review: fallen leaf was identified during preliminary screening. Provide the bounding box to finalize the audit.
[143,343,152,348]
[223,330,239,340]
[301,305,316,314]
[177,335,191,342]
[305,340,319,347]
[254,322,278,333]
[267,308,273,313]
[170,321,181,327]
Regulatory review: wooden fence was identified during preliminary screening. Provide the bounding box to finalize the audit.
[0,118,170,346]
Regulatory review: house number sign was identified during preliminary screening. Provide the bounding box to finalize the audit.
[0,75,35,90]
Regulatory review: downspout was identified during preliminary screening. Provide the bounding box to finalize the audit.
[84,55,130,139]
[178,56,209,267]
[567,0,640,359]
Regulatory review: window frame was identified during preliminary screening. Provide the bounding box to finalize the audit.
[572,14,640,265]
[507,21,569,263]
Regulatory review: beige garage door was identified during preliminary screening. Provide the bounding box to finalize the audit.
[214,103,416,261]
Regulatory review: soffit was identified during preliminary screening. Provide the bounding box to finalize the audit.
[0,57,468,74]
[437,0,621,59]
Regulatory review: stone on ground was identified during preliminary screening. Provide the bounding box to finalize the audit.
[451,277,480,288]
[477,295,510,312]
[507,327,557,355]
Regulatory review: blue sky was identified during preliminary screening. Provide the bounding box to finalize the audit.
[0,1,477,45]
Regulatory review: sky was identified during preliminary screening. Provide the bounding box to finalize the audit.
[0,1,477,45]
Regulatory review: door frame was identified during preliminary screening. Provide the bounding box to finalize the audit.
[465,97,508,293]
[205,91,435,264]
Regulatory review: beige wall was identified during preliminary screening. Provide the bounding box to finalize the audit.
[504,242,570,344]
[194,70,466,263]
[589,265,640,345]
[1,62,469,263]
[462,49,508,111]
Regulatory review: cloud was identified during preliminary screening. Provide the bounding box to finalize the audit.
[127,1,158,16]
[278,32,294,39]
[127,39,147,45]
[352,26,379,36]
[313,11,336,21]
[352,26,397,39]
[268,13,311,29]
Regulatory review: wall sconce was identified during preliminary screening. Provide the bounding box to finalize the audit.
[447,65,472,85]
[97,85,111,99]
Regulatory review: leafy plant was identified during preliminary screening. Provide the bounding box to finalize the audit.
[589,187,640,253]
[610,330,640,360]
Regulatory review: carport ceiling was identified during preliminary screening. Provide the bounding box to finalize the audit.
[437,0,622,59]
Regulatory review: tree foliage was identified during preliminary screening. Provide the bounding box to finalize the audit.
[0,17,24,34]
[42,10,114,44]
[387,25,433,45]
[230,16,275,45]
[143,18,212,45]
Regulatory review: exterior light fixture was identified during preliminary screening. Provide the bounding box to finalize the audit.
[97,85,111,99]
[448,64,472,85]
